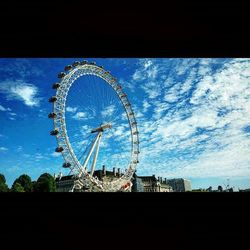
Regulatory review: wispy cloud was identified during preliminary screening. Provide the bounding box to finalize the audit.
[51,152,61,158]
[0,80,41,107]
[66,106,78,113]
[0,104,11,112]
[16,146,23,152]
[0,147,8,152]
[128,58,250,180]
[101,104,116,118]
[72,111,88,120]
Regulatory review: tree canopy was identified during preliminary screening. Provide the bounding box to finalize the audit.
[0,173,6,183]
[12,174,33,192]
[0,173,9,192]
[11,182,25,192]
[34,173,56,192]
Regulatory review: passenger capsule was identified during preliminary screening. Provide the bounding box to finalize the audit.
[120,93,127,98]
[62,162,71,168]
[48,113,57,119]
[64,65,73,71]
[50,129,59,136]
[134,151,140,154]
[49,96,57,103]
[55,147,64,153]
[73,61,80,67]
[116,85,122,90]
[58,72,66,79]
[89,62,96,65]
[98,65,104,69]
[133,160,139,164]
[133,131,139,135]
[52,83,60,89]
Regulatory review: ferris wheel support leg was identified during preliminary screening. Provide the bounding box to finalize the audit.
[80,131,102,176]
[90,133,102,176]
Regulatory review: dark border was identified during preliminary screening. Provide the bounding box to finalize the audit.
[1,192,250,249]
[0,1,249,57]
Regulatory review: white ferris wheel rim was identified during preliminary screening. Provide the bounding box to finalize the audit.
[51,62,139,191]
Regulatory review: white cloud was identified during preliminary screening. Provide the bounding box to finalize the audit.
[141,81,162,99]
[142,100,150,113]
[0,104,11,111]
[72,112,88,120]
[101,105,116,118]
[132,59,160,82]
[51,152,61,158]
[66,106,78,113]
[132,70,145,81]
[119,78,135,93]
[35,153,49,161]
[16,146,23,152]
[0,80,41,107]
[0,147,8,151]
[132,58,250,181]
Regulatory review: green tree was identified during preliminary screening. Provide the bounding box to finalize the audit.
[0,173,6,183]
[12,174,33,192]
[11,182,25,192]
[0,173,9,192]
[34,173,56,192]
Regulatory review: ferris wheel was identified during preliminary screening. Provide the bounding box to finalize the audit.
[48,60,139,191]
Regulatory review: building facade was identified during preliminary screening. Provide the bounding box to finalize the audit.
[166,178,191,192]
[55,174,84,192]
[55,166,130,192]
[55,169,188,192]
[132,174,173,192]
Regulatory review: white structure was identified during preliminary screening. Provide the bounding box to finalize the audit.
[49,60,139,192]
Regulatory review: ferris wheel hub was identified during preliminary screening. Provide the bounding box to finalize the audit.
[91,123,112,133]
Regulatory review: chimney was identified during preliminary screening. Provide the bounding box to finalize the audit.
[102,165,106,176]
[118,168,121,177]
[113,167,116,176]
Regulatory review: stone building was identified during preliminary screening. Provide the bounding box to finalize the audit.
[158,177,173,192]
[132,174,173,192]
[55,173,84,192]
[92,165,123,182]
[135,175,159,192]
[166,178,191,192]
[55,166,126,192]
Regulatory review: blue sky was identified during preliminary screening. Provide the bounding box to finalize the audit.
[0,58,250,190]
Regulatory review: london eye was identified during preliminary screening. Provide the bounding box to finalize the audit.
[48,60,139,191]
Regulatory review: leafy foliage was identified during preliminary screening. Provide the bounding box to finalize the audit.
[11,182,25,192]
[12,174,33,192]
[0,173,9,192]
[33,173,56,192]
[0,173,6,183]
